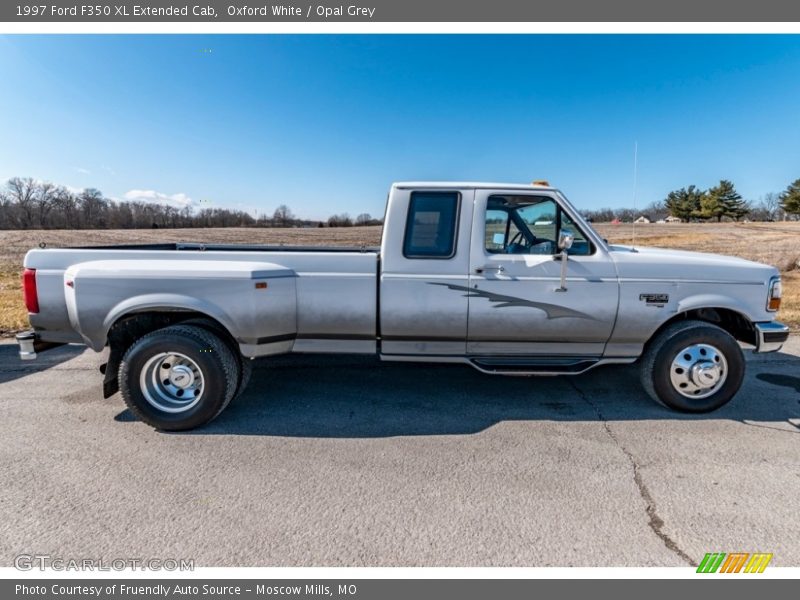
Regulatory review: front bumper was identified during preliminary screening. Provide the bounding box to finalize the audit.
[753,321,790,353]
[15,330,65,360]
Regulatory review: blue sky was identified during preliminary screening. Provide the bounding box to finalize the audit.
[1,34,799,220]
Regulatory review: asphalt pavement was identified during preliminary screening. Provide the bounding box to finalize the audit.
[0,337,798,567]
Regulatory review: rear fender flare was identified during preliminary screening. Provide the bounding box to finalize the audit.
[95,294,238,351]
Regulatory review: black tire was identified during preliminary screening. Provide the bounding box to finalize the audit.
[640,319,745,413]
[238,356,253,397]
[180,317,252,398]
[119,324,240,431]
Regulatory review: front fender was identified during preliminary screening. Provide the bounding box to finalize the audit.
[674,292,755,321]
[606,282,766,357]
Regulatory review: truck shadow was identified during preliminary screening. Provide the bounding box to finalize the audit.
[0,341,85,385]
[140,351,800,438]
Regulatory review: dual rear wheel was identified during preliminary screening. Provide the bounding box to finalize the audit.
[119,324,250,431]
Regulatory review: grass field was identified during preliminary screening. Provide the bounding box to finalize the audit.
[0,222,798,336]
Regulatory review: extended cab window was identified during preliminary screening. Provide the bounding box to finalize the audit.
[485,195,593,256]
[403,191,459,258]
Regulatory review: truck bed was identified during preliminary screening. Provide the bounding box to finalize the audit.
[25,243,380,356]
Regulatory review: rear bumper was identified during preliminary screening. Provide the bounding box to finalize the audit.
[15,330,65,360]
[753,321,790,353]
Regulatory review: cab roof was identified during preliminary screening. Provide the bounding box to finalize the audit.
[392,181,558,192]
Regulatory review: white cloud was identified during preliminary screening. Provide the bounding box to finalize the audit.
[123,189,195,209]
[75,167,91,175]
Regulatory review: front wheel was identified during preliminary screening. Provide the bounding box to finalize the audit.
[119,324,240,430]
[640,320,745,412]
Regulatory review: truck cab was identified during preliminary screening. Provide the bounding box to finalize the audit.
[379,182,618,361]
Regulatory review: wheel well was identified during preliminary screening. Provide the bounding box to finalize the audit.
[650,308,756,347]
[101,310,236,399]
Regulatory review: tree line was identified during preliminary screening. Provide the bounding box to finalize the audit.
[582,178,800,224]
[0,177,247,229]
[0,178,382,229]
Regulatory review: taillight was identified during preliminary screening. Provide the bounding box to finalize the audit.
[22,268,39,314]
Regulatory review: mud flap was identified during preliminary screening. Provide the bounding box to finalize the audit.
[101,346,122,399]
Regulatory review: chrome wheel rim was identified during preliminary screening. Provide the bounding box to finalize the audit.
[140,352,204,413]
[669,343,728,399]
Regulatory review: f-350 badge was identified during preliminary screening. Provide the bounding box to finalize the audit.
[639,293,669,307]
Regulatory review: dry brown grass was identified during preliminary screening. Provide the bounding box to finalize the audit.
[595,221,800,273]
[0,263,28,336]
[0,227,383,266]
[0,222,797,336]
[778,271,800,329]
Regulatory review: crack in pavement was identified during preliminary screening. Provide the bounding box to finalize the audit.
[740,420,800,435]
[567,379,696,567]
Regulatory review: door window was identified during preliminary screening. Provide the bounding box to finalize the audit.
[484,195,592,256]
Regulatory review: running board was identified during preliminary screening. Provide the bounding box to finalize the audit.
[469,356,631,376]
[379,353,637,375]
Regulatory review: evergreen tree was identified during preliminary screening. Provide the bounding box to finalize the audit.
[780,178,800,216]
[708,179,748,221]
[664,185,703,222]
[693,192,721,221]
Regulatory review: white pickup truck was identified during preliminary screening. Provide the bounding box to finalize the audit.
[17,181,788,430]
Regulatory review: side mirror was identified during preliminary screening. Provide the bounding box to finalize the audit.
[492,233,505,246]
[558,229,574,251]
[555,229,574,293]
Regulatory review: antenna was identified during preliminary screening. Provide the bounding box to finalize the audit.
[631,141,639,253]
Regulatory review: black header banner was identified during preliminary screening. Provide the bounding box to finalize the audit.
[4,0,800,22]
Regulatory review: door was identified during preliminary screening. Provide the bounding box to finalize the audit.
[467,190,619,356]
[380,188,474,355]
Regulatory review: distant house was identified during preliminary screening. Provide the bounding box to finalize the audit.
[664,216,682,223]
[634,216,651,224]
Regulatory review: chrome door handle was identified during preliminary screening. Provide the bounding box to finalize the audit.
[474,264,505,274]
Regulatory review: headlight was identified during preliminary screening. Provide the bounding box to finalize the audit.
[767,276,782,312]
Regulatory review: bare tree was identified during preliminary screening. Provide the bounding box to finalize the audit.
[6,177,38,227]
[615,208,636,223]
[328,213,353,227]
[642,200,668,221]
[34,181,56,228]
[0,189,13,228]
[110,200,133,229]
[763,192,780,221]
[581,207,616,223]
[272,204,294,227]
[79,188,108,228]
[51,187,78,228]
